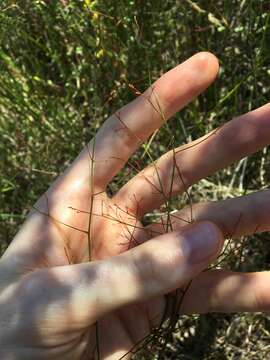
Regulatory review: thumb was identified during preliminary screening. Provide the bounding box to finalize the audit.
[35,221,223,329]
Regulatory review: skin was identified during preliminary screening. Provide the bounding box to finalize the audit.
[0,52,270,359]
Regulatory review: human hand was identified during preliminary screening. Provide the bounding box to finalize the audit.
[1,52,270,360]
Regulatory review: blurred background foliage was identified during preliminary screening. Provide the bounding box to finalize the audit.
[0,0,270,358]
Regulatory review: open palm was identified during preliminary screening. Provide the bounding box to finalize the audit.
[1,52,270,360]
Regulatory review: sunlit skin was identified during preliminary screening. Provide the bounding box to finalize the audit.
[1,52,270,359]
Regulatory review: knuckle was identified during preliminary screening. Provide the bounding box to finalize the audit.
[19,270,53,307]
[132,248,161,287]
[132,242,183,291]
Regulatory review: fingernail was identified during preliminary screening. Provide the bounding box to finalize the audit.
[181,222,222,265]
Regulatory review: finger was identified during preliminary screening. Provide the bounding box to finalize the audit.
[24,221,223,329]
[147,189,270,238]
[180,270,270,314]
[49,52,219,191]
[115,103,270,216]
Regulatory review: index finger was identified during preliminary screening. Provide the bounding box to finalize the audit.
[51,52,219,192]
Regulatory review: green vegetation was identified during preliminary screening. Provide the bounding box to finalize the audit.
[0,0,270,358]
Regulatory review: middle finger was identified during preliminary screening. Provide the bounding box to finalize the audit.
[114,103,270,216]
